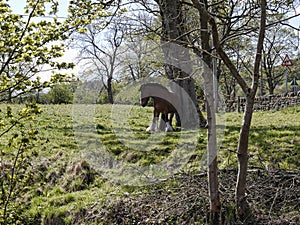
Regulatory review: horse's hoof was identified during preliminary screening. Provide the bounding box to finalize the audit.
[165,122,173,132]
[146,127,158,133]
[165,127,173,132]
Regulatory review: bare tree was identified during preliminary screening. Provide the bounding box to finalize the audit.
[262,25,298,95]
[74,21,125,104]
[122,33,164,81]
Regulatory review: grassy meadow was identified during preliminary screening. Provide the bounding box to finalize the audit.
[1,104,299,224]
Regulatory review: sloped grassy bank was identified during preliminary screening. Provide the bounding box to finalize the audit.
[1,104,299,224]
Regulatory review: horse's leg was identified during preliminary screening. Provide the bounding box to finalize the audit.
[159,113,167,131]
[175,112,181,127]
[146,109,159,132]
[165,112,174,132]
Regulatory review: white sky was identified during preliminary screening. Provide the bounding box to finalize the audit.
[290,5,300,28]
[8,0,69,17]
[7,1,300,81]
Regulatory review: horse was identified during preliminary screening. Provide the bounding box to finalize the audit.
[140,83,181,132]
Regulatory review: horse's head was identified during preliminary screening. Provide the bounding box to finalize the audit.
[141,96,150,107]
[140,84,150,107]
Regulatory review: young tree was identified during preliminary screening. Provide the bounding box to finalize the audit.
[73,21,125,104]
[0,103,41,224]
[0,0,76,223]
[198,1,222,223]
[191,0,267,221]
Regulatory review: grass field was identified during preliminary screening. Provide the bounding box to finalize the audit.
[1,104,299,224]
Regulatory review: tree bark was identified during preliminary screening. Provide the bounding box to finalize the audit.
[107,76,114,104]
[236,1,266,220]
[198,0,221,223]
[235,96,254,219]
[204,73,222,225]
[155,0,207,128]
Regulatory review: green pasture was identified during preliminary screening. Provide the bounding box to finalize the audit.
[1,104,299,224]
[28,104,299,171]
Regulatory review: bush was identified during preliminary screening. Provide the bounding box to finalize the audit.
[47,84,74,104]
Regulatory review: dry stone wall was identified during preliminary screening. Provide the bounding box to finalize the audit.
[225,91,300,112]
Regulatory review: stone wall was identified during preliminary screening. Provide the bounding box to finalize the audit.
[225,91,300,112]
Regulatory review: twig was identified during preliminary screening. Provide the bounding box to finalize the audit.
[268,185,280,219]
[3,142,24,223]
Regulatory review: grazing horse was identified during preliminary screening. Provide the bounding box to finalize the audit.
[140,83,180,132]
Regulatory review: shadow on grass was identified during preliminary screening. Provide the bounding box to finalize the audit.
[221,124,300,170]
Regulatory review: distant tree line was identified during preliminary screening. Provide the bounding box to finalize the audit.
[16,79,130,104]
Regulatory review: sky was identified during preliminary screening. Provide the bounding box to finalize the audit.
[288,5,300,31]
[8,0,69,18]
[9,1,300,35]
[6,1,300,80]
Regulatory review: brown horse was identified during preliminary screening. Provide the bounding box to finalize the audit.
[140,83,180,132]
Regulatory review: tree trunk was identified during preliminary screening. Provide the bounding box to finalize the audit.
[7,88,13,103]
[269,86,275,95]
[204,76,222,225]
[267,76,275,95]
[107,77,113,104]
[235,0,266,221]
[199,0,221,223]
[155,0,206,128]
[235,96,254,221]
